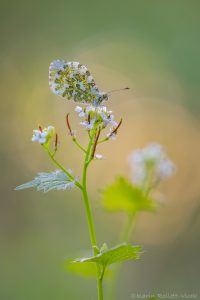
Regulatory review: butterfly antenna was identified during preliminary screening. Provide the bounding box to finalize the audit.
[107,87,130,95]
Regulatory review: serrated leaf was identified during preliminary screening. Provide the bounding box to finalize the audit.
[15,170,75,192]
[74,243,143,267]
[102,176,157,213]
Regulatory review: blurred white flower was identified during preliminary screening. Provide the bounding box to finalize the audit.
[129,143,176,187]
[95,154,104,159]
[32,126,55,145]
[157,159,176,179]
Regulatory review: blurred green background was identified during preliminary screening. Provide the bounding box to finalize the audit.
[1,0,200,299]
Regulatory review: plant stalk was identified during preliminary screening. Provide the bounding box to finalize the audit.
[45,147,82,189]
[108,213,136,300]
[81,128,103,300]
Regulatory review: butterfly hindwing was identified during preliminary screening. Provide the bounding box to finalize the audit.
[49,60,108,106]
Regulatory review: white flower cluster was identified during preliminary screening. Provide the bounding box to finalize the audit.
[32,126,55,145]
[129,143,176,187]
[75,105,118,132]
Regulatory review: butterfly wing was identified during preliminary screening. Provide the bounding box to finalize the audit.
[49,60,108,105]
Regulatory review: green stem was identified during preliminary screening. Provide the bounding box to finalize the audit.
[72,137,86,153]
[81,129,103,300]
[82,164,97,248]
[98,137,109,144]
[120,213,136,243]
[98,277,103,300]
[107,213,136,300]
[43,126,104,298]
[44,147,82,190]
[109,187,151,299]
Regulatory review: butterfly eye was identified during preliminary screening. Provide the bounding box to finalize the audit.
[99,93,108,102]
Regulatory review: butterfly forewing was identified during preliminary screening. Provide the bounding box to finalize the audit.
[49,60,108,105]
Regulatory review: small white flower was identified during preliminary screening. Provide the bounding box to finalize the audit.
[129,143,176,187]
[100,106,107,113]
[75,106,83,113]
[80,118,96,130]
[142,144,163,162]
[75,106,86,117]
[86,105,95,113]
[32,126,55,145]
[131,150,144,165]
[95,154,104,159]
[32,130,47,144]
[157,159,176,179]
[79,111,85,117]
[75,104,118,136]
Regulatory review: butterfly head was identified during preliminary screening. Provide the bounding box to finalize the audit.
[94,92,109,106]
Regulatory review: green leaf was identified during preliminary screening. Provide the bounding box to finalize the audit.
[101,176,157,213]
[73,243,143,267]
[65,256,111,279]
[65,259,97,278]
[15,170,75,192]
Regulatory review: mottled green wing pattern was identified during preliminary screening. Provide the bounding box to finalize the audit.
[49,60,108,106]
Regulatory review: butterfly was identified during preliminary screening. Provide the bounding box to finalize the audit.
[49,60,109,106]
